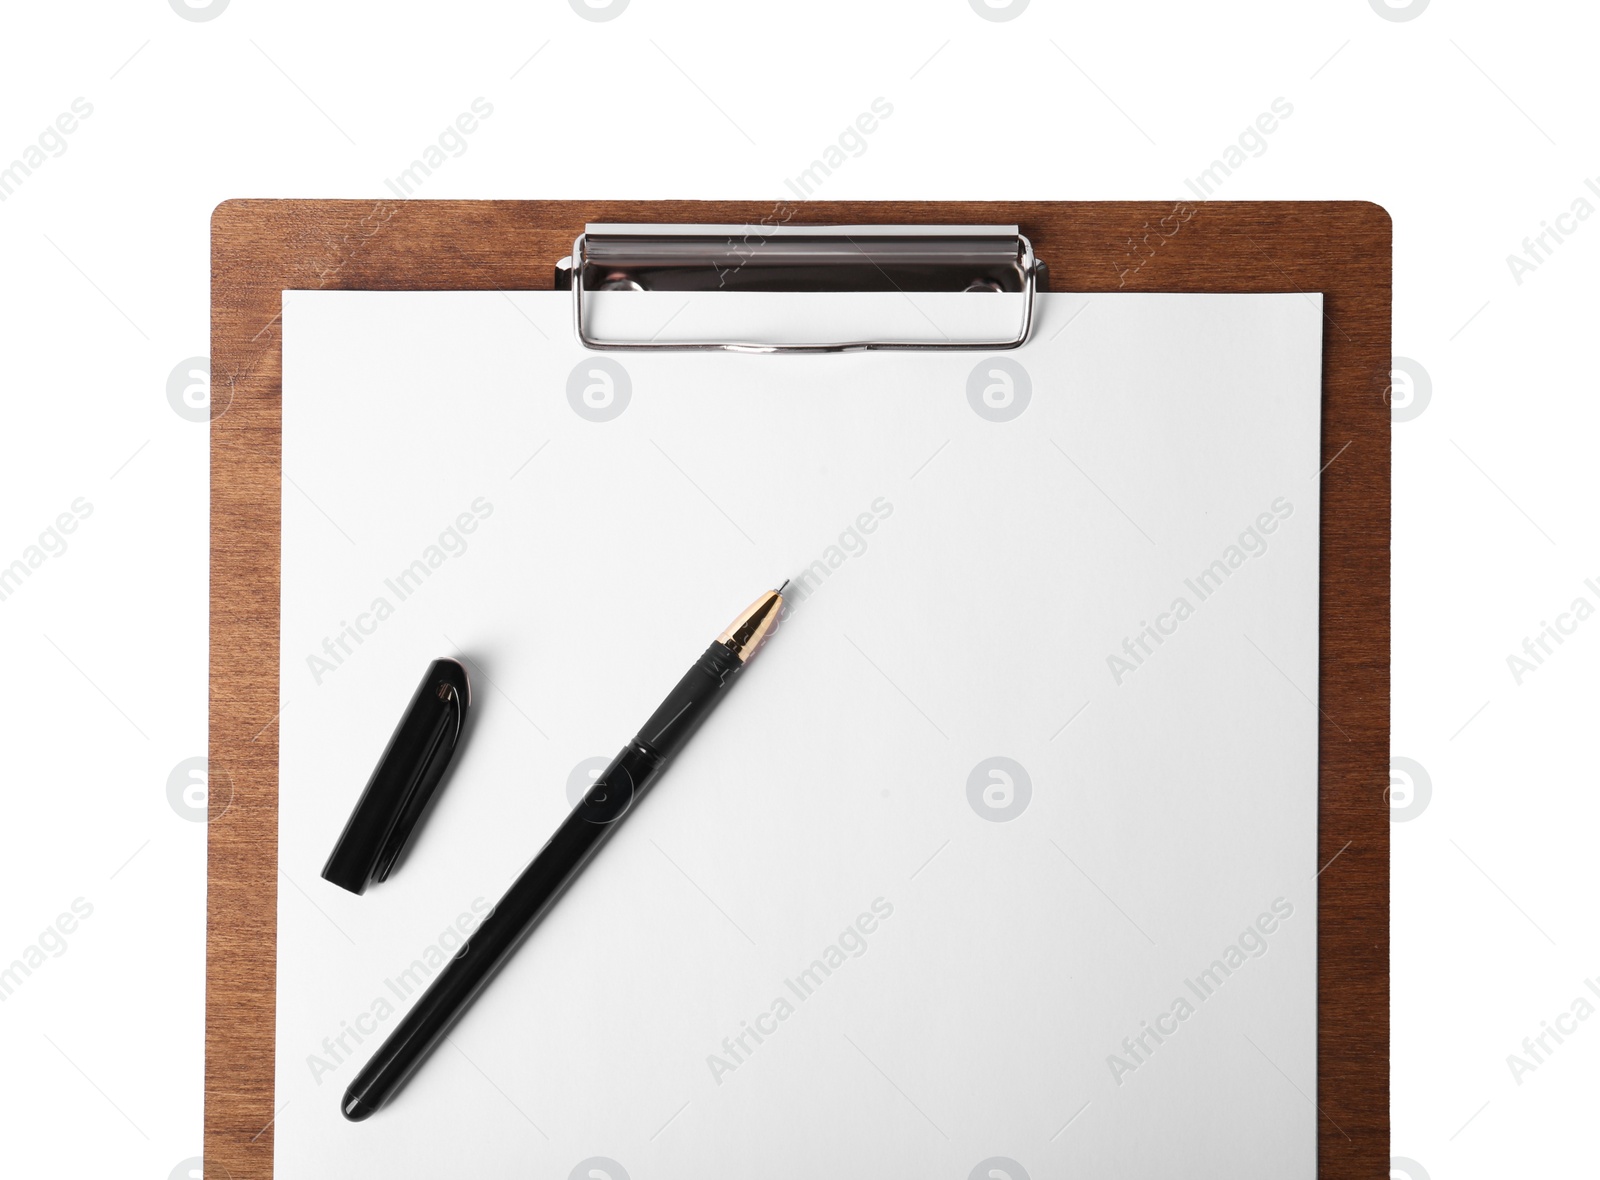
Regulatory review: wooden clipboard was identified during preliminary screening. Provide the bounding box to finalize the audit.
[209,199,1390,1178]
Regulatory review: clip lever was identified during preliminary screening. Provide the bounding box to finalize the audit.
[564,223,1041,353]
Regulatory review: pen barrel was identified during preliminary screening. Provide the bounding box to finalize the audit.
[634,641,743,757]
[342,797,626,1117]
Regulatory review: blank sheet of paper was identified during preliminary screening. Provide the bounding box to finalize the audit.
[276,289,1322,1179]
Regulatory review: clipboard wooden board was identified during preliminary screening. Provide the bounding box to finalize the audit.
[209,199,1390,1178]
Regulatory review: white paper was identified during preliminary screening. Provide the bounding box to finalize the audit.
[277,290,1323,1179]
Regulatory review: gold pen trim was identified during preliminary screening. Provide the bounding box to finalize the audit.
[717,588,785,662]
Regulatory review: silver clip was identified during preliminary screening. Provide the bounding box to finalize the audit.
[567,223,1040,353]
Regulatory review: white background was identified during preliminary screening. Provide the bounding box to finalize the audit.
[0,1,1593,1177]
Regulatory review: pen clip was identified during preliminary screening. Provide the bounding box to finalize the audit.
[371,675,466,884]
[321,658,472,895]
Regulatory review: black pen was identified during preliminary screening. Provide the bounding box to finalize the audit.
[341,585,786,1120]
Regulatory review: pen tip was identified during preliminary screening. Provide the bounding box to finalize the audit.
[720,588,785,661]
[776,579,790,595]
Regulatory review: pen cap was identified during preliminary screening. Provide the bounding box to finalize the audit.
[321,658,471,895]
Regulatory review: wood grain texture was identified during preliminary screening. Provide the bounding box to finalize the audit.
[209,199,1389,1177]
